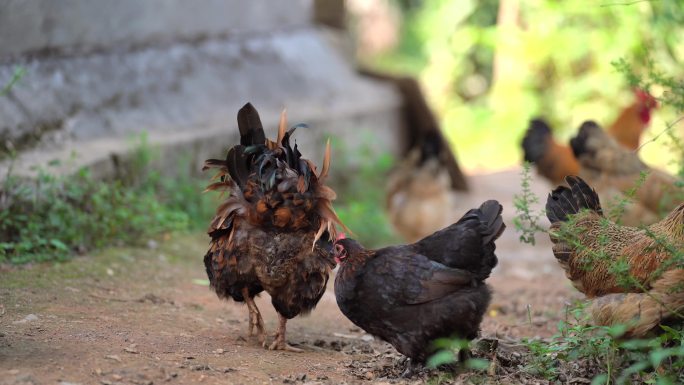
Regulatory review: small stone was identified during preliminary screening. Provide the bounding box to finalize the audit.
[106,268,114,276]
[147,239,158,249]
[124,345,139,354]
[105,354,122,362]
[13,314,39,324]
[360,334,374,342]
[365,371,375,380]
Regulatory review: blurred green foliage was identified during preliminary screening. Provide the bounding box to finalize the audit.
[0,136,216,264]
[331,136,402,248]
[371,0,684,171]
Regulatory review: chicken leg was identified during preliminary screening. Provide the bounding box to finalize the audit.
[241,288,266,346]
[268,313,302,352]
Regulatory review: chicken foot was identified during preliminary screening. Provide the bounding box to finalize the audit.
[241,288,266,346]
[268,313,303,352]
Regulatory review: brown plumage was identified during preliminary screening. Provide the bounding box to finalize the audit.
[607,88,659,150]
[591,269,684,337]
[570,121,682,225]
[203,103,347,351]
[546,176,684,336]
[522,89,658,186]
[361,71,468,242]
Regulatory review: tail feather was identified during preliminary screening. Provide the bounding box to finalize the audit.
[522,119,552,163]
[237,102,266,146]
[413,200,504,280]
[546,176,602,223]
[478,200,506,245]
[226,145,250,190]
[569,120,602,158]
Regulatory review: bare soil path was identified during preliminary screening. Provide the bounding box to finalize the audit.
[0,169,580,385]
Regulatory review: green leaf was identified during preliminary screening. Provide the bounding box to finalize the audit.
[426,350,455,368]
[590,373,608,385]
[650,348,674,368]
[465,358,490,371]
[49,239,69,251]
[192,279,210,286]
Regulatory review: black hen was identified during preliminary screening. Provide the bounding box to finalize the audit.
[334,200,504,372]
[203,103,347,351]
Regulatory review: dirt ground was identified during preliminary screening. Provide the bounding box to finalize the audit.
[0,169,583,385]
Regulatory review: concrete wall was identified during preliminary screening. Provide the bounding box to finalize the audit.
[0,0,311,59]
[0,0,401,180]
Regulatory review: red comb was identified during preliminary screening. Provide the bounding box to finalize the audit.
[336,232,346,241]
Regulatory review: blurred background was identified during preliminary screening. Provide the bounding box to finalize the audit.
[350,0,684,172]
[1,0,683,261]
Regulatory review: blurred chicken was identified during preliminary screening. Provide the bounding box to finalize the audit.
[571,121,682,224]
[334,200,504,374]
[608,88,659,150]
[203,103,346,351]
[360,71,468,242]
[522,89,658,186]
[546,176,684,336]
[522,119,580,186]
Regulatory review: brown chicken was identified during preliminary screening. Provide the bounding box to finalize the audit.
[546,176,684,336]
[570,121,682,225]
[202,103,347,351]
[334,200,504,374]
[364,72,468,242]
[522,89,658,186]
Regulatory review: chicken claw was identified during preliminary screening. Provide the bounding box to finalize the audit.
[267,314,303,352]
[242,288,266,346]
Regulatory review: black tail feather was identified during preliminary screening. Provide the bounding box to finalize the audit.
[478,200,506,245]
[546,176,602,223]
[227,145,250,190]
[569,120,602,158]
[522,119,552,163]
[237,103,266,146]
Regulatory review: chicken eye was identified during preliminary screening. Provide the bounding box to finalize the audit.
[335,244,344,255]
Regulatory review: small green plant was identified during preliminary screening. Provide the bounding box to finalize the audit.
[428,338,490,372]
[513,162,546,245]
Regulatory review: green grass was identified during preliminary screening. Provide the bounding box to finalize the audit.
[0,138,216,265]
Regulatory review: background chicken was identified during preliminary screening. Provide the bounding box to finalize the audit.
[545,176,684,336]
[203,103,346,351]
[522,88,658,186]
[334,200,505,373]
[570,121,682,225]
[361,70,468,242]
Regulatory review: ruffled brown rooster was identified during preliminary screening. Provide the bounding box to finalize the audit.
[202,103,347,351]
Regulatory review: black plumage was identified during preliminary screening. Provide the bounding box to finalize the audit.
[334,200,505,370]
